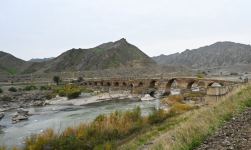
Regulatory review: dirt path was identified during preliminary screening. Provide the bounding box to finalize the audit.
[196,108,251,150]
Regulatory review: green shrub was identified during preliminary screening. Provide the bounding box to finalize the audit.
[148,108,168,124]
[56,85,82,99]
[67,90,81,99]
[23,85,37,91]
[40,86,51,91]
[8,87,17,92]
[46,92,57,100]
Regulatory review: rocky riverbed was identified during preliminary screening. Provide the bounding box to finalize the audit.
[196,108,251,150]
[0,91,50,112]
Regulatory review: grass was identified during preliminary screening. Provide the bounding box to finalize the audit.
[23,107,145,150]
[3,84,250,150]
[150,85,251,150]
[120,84,251,150]
[18,100,195,150]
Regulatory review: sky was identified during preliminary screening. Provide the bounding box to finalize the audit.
[0,0,251,60]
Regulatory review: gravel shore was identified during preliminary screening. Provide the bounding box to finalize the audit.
[196,108,251,150]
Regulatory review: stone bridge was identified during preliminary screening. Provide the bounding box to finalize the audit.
[81,77,241,96]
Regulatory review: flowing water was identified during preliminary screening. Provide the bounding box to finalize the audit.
[0,99,159,148]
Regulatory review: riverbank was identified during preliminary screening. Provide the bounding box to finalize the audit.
[46,91,142,106]
[120,85,251,150]
[196,107,251,150]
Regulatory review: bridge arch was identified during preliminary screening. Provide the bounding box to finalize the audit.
[187,80,197,89]
[138,82,144,87]
[166,78,177,90]
[114,82,119,87]
[129,83,134,88]
[94,82,98,86]
[106,82,111,86]
[122,82,127,87]
[208,82,224,87]
[149,80,157,88]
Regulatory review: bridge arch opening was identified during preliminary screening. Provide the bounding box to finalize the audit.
[138,82,144,87]
[114,82,119,87]
[89,82,92,86]
[149,80,157,88]
[166,79,178,90]
[187,80,196,89]
[106,82,111,86]
[129,83,134,88]
[208,82,224,87]
[94,82,98,86]
[122,82,127,87]
[100,81,104,86]
[149,90,156,98]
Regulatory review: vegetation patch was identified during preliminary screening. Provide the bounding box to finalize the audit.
[23,85,37,91]
[161,95,184,106]
[8,87,17,92]
[0,88,3,94]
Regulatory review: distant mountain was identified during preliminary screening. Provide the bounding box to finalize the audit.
[0,51,27,75]
[29,57,54,62]
[24,38,156,73]
[153,42,251,69]
[1,38,156,74]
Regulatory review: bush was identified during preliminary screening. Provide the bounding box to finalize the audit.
[148,108,168,124]
[46,92,57,100]
[162,95,184,105]
[56,85,82,99]
[8,87,17,92]
[23,85,37,91]
[40,86,51,91]
[0,88,3,94]
[67,90,81,99]
[169,103,194,114]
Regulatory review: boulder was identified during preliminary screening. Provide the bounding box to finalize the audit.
[141,94,156,101]
[0,112,4,121]
[12,109,30,124]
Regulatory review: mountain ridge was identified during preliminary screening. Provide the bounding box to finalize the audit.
[0,38,156,75]
[153,41,251,69]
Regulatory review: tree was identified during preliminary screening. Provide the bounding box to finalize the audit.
[53,76,60,85]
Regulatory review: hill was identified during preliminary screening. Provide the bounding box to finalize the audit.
[24,38,156,73]
[153,42,251,70]
[0,51,27,75]
[1,38,156,74]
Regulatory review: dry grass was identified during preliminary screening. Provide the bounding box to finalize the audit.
[149,85,251,150]
[161,95,184,105]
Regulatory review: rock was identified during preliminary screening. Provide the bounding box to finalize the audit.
[12,109,30,124]
[141,94,156,101]
[0,112,4,120]
[32,101,45,106]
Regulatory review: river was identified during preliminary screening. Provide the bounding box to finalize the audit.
[0,98,159,148]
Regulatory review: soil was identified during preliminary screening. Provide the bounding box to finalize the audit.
[196,108,251,150]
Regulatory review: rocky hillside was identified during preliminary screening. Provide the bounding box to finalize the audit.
[0,51,27,75]
[24,38,156,73]
[1,38,156,74]
[153,42,251,69]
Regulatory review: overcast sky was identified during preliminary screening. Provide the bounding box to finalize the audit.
[0,0,251,60]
